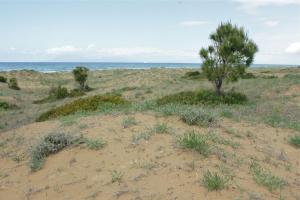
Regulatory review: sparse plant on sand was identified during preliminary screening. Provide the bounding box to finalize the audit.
[85,138,106,150]
[199,22,258,95]
[179,108,217,127]
[288,135,300,148]
[202,170,227,191]
[122,116,137,128]
[111,170,123,183]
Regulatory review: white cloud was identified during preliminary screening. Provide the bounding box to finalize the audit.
[285,42,300,54]
[264,20,279,27]
[180,21,209,27]
[46,45,81,54]
[234,0,300,12]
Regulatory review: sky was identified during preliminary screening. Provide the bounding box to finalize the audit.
[0,0,299,64]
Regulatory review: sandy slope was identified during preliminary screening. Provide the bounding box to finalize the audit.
[1,113,299,200]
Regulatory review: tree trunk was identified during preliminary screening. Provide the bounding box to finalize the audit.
[80,82,85,91]
[215,79,223,95]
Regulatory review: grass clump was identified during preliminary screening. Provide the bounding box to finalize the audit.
[288,135,300,148]
[157,90,247,106]
[179,109,217,127]
[178,131,210,157]
[0,76,7,83]
[8,78,20,90]
[152,123,169,134]
[85,138,106,150]
[0,100,17,110]
[29,133,78,171]
[36,94,129,122]
[250,162,285,192]
[122,116,137,128]
[202,170,227,191]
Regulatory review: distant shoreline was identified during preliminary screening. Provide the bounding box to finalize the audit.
[0,62,299,73]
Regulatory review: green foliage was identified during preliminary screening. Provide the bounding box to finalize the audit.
[69,89,86,97]
[178,131,210,157]
[202,170,227,191]
[182,71,206,80]
[34,85,70,104]
[122,116,137,128]
[288,135,300,148]
[152,123,169,134]
[0,100,17,110]
[85,138,106,150]
[179,109,217,127]
[250,162,285,191]
[0,76,7,83]
[241,72,256,79]
[36,94,129,121]
[157,90,247,106]
[29,133,76,171]
[72,66,89,91]
[8,78,20,90]
[111,170,123,183]
[199,22,258,94]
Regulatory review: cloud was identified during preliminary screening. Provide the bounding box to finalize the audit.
[179,21,209,27]
[46,45,81,54]
[233,0,300,12]
[285,42,300,54]
[263,20,279,27]
[45,45,198,61]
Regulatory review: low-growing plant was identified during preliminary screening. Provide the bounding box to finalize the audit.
[178,131,210,157]
[8,78,20,90]
[157,90,247,106]
[85,138,106,150]
[0,100,17,110]
[250,162,285,191]
[69,89,85,97]
[241,72,256,79]
[0,76,7,83]
[202,170,227,191]
[111,170,123,183]
[182,71,206,80]
[288,135,300,148]
[122,116,137,128]
[179,109,217,127]
[152,123,169,134]
[29,133,77,171]
[132,131,153,144]
[36,94,129,122]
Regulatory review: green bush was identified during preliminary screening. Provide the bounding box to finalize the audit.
[34,86,70,104]
[179,109,217,127]
[36,94,129,122]
[0,100,17,110]
[30,133,77,171]
[73,66,89,91]
[69,89,86,97]
[202,170,227,191]
[178,131,210,157]
[241,72,256,79]
[85,138,106,150]
[182,71,206,80]
[157,90,247,106]
[288,135,300,148]
[0,76,7,83]
[8,78,20,90]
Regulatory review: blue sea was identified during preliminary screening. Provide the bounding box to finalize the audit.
[0,62,297,73]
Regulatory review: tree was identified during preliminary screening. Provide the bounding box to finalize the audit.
[72,66,89,91]
[199,22,258,95]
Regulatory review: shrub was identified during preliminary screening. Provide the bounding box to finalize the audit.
[0,100,17,110]
[69,89,85,97]
[30,133,76,171]
[288,135,300,148]
[182,71,206,80]
[8,78,20,90]
[0,76,7,83]
[179,109,217,127]
[241,72,256,79]
[73,66,89,91]
[49,85,69,99]
[202,170,227,191]
[178,131,210,157]
[250,162,285,191]
[36,94,129,122]
[122,116,137,128]
[157,90,247,106]
[152,123,169,134]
